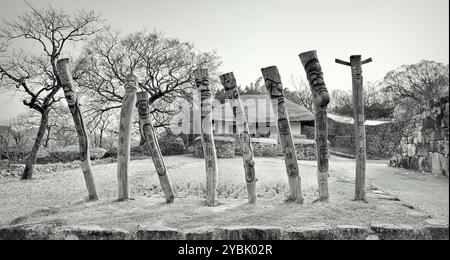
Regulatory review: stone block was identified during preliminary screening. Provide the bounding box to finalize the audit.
[431,152,443,175]
[407,144,416,157]
[402,157,410,169]
[440,154,449,176]
[409,156,419,171]
[421,153,432,172]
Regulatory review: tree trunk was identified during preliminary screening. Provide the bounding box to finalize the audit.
[44,127,51,148]
[261,66,303,203]
[21,110,49,180]
[57,58,98,200]
[299,50,330,202]
[117,74,138,201]
[194,68,219,207]
[220,72,257,203]
[137,92,175,203]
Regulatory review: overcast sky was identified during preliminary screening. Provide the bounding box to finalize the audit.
[0,0,449,121]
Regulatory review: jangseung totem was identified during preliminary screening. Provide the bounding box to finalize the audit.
[220,72,257,203]
[117,74,138,201]
[56,58,98,201]
[136,92,175,203]
[336,55,373,202]
[261,66,303,203]
[194,68,219,207]
[299,50,330,202]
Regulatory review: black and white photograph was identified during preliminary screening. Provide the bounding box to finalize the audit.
[0,0,448,245]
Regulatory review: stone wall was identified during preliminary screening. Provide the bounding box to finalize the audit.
[389,96,449,176]
[194,136,236,158]
[294,139,317,160]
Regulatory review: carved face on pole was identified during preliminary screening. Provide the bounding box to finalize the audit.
[62,85,77,106]
[125,74,138,93]
[304,58,330,107]
[136,92,150,120]
[261,69,284,99]
[220,72,239,99]
[194,68,210,92]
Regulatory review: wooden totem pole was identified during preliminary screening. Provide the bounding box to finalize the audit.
[194,68,219,206]
[56,58,98,201]
[220,72,257,203]
[261,66,303,203]
[336,55,372,201]
[136,92,175,203]
[299,50,330,202]
[117,74,138,201]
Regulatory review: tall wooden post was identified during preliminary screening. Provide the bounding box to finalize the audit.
[220,72,257,203]
[57,58,98,201]
[261,66,303,203]
[336,55,373,202]
[136,92,175,203]
[194,68,218,207]
[117,74,138,201]
[299,50,330,202]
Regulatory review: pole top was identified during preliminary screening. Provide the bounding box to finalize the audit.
[298,50,318,67]
[136,91,150,102]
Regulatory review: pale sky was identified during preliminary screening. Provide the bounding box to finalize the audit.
[0,0,449,121]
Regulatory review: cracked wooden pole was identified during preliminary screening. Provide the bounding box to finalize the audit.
[336,55,372,202]
[136,92,175,203]
[261,66,303,203]
[299,50,330,202]
[194,68,218,207]
[57,58,98,201]
[220,72,257,203]
[117,74,138,201]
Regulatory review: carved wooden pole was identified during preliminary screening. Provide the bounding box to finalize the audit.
[57,58,98,201]
[117,74,138,201]
[336,55,373,202]
[136,92,175,203]
[194,68,218,207]
[299,50,330,202]
[220,72,257,203]
[261,66,303,203]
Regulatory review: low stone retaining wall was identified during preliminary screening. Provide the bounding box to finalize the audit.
[1,222,447,240]
[252,138,279,157]
[294,139,316,160]
[194,136,236,158]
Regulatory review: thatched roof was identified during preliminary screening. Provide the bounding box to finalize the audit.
[212,95,315,123]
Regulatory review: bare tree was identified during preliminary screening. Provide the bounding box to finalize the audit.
[77,30,221,143]
[329,82,394,120]
[0,3,105,179]
[382,60,449,119]
[290,76,314,112]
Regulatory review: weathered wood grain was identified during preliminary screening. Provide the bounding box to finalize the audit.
[350,55,367,201]
[136,91,175,203]
[220,72,257,203]
[194,68,218,207]
[261,66,303,203]
[56,58,98,201]
[117,74,138,201]
[299,50,330,202]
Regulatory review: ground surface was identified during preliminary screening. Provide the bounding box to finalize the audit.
[0,155,448,238]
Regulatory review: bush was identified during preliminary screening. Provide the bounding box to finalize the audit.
[158,135,185,156]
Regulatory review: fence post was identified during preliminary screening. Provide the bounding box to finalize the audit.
[299,50,330,202]
[335,55,372,202]
[56,58,98,201]
[136,91,175,203]
[220,72,257,203]
[194,68,218,206]
[117,74,138,201]
[261,66,303,203]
